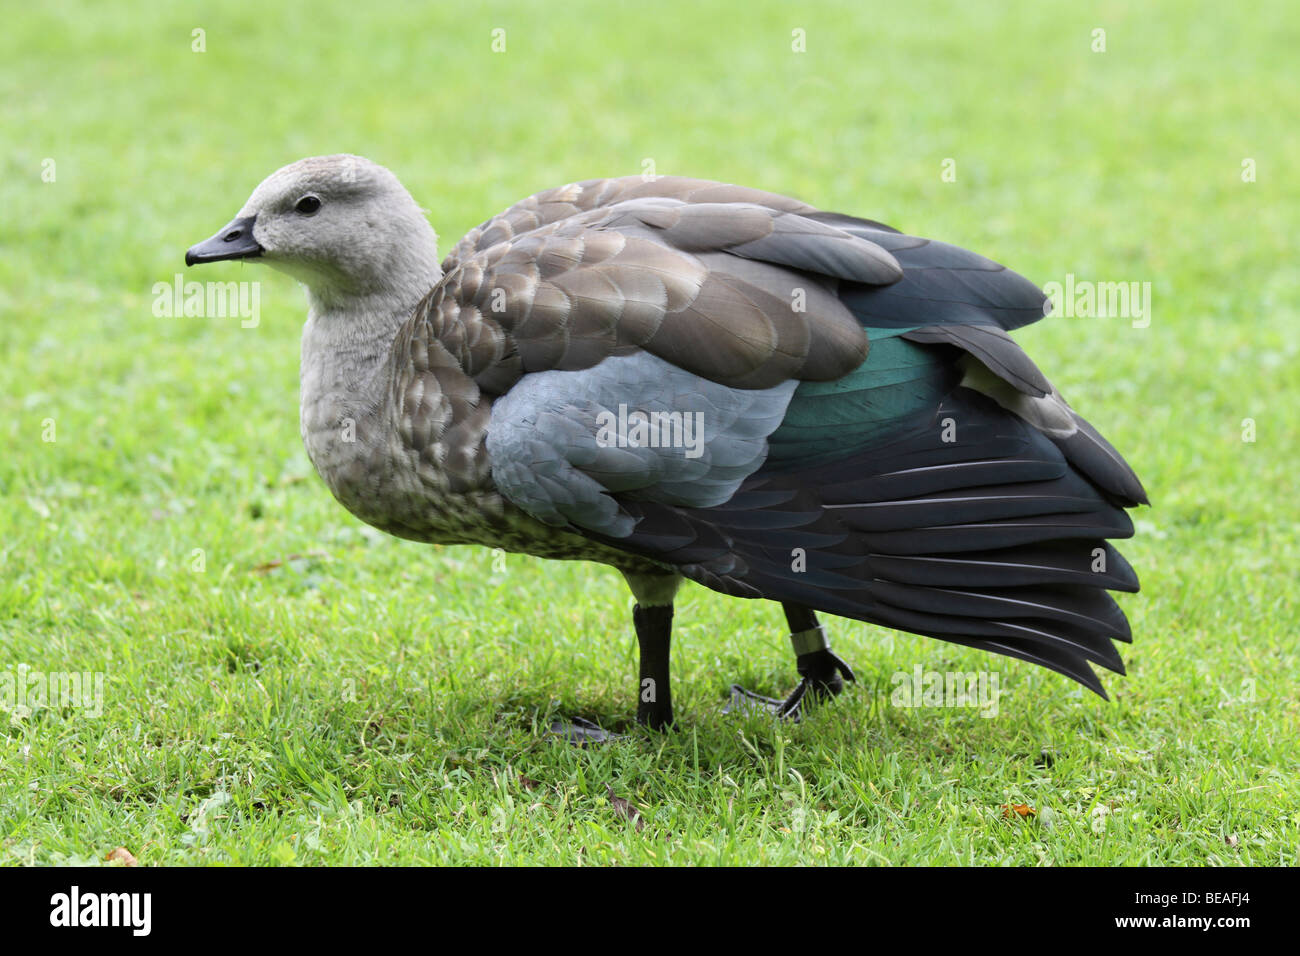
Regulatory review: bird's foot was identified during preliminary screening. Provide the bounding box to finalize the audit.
[547,716,627,746]
[547,698,674,745]
[724,647,856,722]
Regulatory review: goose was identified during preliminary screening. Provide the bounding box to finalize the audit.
[186,155,1146,737]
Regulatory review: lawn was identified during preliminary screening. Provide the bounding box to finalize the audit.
[0,0,1296,865]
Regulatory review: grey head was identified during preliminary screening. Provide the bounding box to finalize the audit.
[186,154,441,311]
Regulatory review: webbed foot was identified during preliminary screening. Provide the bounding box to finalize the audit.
[724,641,856,722]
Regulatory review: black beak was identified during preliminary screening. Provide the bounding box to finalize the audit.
[186,215,263,266]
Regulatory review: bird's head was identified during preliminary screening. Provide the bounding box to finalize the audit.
[185,154,440,311]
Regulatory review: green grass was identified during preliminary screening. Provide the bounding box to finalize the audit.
[1,0,1296,865]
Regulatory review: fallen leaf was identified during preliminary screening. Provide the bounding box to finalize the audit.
[251,551,328,574]
[1001,803,1036,819]
[606,785,643,831]
[105,847,138,866]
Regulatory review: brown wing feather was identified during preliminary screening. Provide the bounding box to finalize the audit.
[421,186,904,393]
[441,176,818,274]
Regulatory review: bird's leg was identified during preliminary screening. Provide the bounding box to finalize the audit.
[625,572,681,730]
[783,603,856,706]
[550,572,681,743]
[634,603,674,730]
[726,603,856,720]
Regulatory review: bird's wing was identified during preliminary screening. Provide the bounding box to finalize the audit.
[813,212,1148,506]
[450,196,1144,696]
[490,343,1141,694]
[440,176,899,276]
[419,194,903,396]
[809,212,1052,332]
[487,351,797,538]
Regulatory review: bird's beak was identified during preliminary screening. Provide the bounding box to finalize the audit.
[185,215,263,266]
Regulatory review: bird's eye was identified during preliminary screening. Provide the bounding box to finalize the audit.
[294,195,322,215]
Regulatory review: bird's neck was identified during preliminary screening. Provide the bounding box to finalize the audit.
[297,273,502,538]
[298,287,435,507]
[297,236,444,424]
[300,294,421,413]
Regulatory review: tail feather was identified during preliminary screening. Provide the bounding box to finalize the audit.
[869,541,1138,591]
[860,510,1135,555]
[1054,410,1150,507]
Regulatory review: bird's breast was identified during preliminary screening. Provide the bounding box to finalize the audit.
[299,381,662,572]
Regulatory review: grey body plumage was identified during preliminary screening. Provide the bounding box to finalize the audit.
[488,351,798,537]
